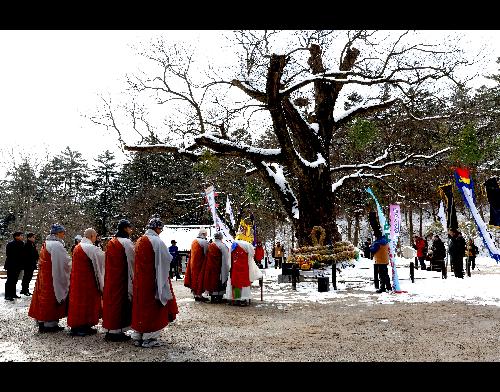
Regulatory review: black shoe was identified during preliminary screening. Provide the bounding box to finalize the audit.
[13,295,21,299]
[5,297,14,301]
[20,291,32,296]
[39,325,64,333]
[376,288,386,293]
[70,327,97,337]
[105,332,131,342]
[194,296,209,302]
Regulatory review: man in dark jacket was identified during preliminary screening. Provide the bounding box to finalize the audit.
[448,228,466,278]
[4,231,25,301]
[363,238,372,259]
[430,234,446,272]
[21,232,39,296]
[168,240,181,279]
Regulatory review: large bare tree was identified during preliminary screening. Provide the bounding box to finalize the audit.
[91,30,474,245]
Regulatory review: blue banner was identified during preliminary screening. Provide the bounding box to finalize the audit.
[454,169,500,263]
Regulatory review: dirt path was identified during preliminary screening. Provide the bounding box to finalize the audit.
[1,280,500,362]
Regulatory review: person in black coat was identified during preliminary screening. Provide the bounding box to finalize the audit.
[21,232,39,296]
[363,238,372,259]
[430,234,446,271]
[448,228,466,278]
[168,240,181,279]
[4,231,25,300]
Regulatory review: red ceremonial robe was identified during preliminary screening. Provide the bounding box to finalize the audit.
[131,235,178,333]
[231,244,251,289]
[203,242,223,293]
[28,244,67,321]
[67,244,102,328]
[184,240,206,295]
[254,246,264,262]
[102,238,131,330]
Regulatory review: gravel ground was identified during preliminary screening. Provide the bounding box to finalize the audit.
[2,278,500,362]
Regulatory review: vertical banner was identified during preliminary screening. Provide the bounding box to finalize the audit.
[215,211,234,249]
[485,178,500,228]
[454,168,500,263]
[389,204,403,292]
[437,200,447,232]
[225,196,236,227]
[438,184,458,229]
[366,188,404,293]
[205,185,218,230]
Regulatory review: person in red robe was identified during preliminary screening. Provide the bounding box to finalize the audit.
[202,232,230,303]
[254,240,265,269]
[28,224,71,333]
[102,219,135,342]
[226,238,263,306]
[67,228,105,337]
[131,217,178,348]
[184,228,209,302]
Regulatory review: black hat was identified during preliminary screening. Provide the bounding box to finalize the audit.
[171,240,177,244]
[117,219,132,231]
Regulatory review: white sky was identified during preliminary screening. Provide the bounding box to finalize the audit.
[0,30,498,178]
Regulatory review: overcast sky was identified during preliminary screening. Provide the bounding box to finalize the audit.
[0,30,498,178]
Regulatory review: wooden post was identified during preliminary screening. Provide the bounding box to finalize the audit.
[332,264,337,290]
[410,261,415,283]
[259,278,263,301]
[291,264,297,290]
[374,264,379,289]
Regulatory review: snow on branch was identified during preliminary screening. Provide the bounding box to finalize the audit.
[331,171,392,193]
[330,147,451,172]
[261,162,299,220]
[125,134,283,162]
[124,143,202,160]
[296,151,326,168]
[334,99,399,127]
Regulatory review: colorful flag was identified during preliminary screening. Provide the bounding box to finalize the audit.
[454,169,500,263]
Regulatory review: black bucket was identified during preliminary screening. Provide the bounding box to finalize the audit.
[318,276,329,292]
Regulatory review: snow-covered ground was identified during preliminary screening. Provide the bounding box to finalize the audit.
[258,256,500,308]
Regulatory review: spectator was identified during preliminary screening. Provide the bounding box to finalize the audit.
[430,234,446,272]
[448,228,466,278]
[467,238,479,270]
[362,238,372,259]
[4,231,25,301]
[254,241,265,269]
[412,235,427,270]
[21,232,39,296]
[370,234,392,293]
[272,241,285,269]
[168,240,181,279]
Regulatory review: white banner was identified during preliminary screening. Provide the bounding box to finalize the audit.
[438,200,447,231]
[225,196,236,227]
[205,185,218,230]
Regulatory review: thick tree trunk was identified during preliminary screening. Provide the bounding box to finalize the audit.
[294,170,341,246]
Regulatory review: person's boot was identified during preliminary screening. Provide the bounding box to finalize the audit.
[105,332,131,342]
